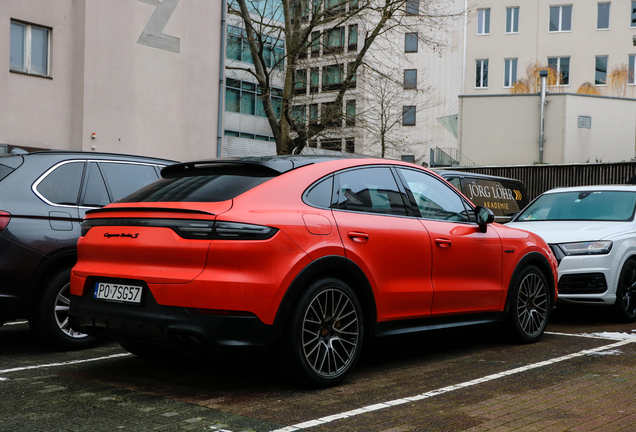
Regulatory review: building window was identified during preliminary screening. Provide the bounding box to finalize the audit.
[629,55,635,84]
[321,139,342,151]
[347,62,357,89]
[348,25,358,51]
[547,57,570,85]
[549,5,572,32]
[475,59,488,88]
[345,139,355,153]
[504,58,518,88]
[346,100,356,126]
[322,101,342,128]
[595,56,608,85]
[405,33,418,52]
[294,69,307,95]
[322,64,344,91]
[403,106,416,126]
[309,104,319,130]
[225,79,282,119]
[291,105,306,131]
[406,0,419,15]
[404,69,417,89]
[10,21,50,76]
[632,2,636,27]
[311,31,321,57]
[310,67,320,93]
[506,7,519,33]
[325,0,345,17]
[325,26,345,54]
[226,25,285,70]
[477,9,490,35]
[597,3,610,29]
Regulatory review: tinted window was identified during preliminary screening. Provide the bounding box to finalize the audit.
[517,191,636,222]
[82,163,110,207]
[398,168,470,222]
[37,162,84,206]
[100,163,159,201]
[336,167,407,216]
[304,176,334,208]
[121,174,275,203]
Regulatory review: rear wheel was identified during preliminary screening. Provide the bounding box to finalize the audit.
[613,258,636,323]
[506,265,550,343]
[29,267,96,350]
[285,277,363,387]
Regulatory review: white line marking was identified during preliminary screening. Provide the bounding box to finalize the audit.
[0,353,131,378]
[545,331,617,340]
[270,339,635,432]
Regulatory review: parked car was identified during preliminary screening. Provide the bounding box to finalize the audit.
[0,151,175,348]
[507,185,636,323]
[435,170,529,223]
[69,156,557,386]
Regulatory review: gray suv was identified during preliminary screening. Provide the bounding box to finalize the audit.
[0,151,174,349]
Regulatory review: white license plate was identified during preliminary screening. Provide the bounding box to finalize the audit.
[94,282,143,304]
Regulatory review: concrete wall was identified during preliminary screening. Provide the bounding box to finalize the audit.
[458,93,636,165]
[1,0,221,161]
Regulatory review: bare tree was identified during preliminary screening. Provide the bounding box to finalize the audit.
[227,0,462,155]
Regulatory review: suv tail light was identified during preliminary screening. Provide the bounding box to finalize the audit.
[0,211,10,231]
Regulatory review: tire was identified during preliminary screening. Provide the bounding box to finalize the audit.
[285,277,364,387]
[506,265,551,344]
[29,267,96,350]
[613,258,636,323]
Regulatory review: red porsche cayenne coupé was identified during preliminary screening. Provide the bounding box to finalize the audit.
[69,156,557,386]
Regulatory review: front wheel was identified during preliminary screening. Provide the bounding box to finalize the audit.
[29,267,96,350]
[285,277,364,387]
[613,258,636,323]
[506,265,550,344]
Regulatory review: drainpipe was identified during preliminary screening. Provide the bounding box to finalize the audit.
[217,0,227,158]
[539,70,548,164]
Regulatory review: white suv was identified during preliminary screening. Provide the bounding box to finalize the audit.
[508,185,636,322]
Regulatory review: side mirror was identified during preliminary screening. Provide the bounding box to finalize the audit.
[475,206,495,233]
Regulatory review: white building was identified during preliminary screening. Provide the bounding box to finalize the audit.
[2,0,222,162]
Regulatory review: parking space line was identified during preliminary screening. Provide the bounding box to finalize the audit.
[270,338,635,432]
[0,353,131,379]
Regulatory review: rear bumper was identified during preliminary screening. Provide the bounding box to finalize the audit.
[68,291,274,350]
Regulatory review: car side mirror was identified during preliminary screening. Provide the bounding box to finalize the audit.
[475,206,495,233]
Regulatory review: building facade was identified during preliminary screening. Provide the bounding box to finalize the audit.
[2,0,221,161]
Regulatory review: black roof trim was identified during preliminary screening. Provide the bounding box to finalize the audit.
[19,150,176,164]
[160,155,345,178]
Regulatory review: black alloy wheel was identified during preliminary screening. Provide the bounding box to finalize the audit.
[614,258,636,323]
[286,277,363,387]
[507,265,550,343]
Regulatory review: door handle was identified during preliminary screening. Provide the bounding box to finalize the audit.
[435,238,452,248]
[348,231,370,243]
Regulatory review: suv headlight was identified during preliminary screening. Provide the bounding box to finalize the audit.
[558,241,612,256]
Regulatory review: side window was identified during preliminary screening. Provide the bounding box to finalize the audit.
[82,163,110,208]
[99,163,159,201]
[398,168,471,222]
[445,176,461,190]
[303,175,334,209]
[36,162,84,206]
[336,167,407,216]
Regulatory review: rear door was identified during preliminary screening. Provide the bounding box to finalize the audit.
[395,168,504,315]
[331,166,434,321]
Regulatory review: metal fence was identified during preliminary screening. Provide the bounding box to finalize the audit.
[445,162,636,201]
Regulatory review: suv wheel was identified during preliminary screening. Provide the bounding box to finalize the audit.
[29,267,96,349]
[506,265,550,343]
[614,258,636,323]
[285,277,363,387]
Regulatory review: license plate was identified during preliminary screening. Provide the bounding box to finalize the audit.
[94,282,143,304]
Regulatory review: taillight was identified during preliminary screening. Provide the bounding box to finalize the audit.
[80,218,278,240]
[0,211,11,231]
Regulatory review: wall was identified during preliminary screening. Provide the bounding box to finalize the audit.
[1,0,221,161]
[458,93,636,165]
